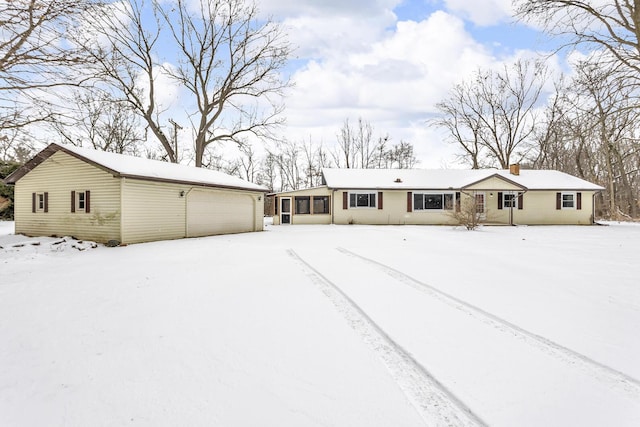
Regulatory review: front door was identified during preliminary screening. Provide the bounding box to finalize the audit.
[280,198,291,224]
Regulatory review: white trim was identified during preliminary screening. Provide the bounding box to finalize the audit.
[36,192,45,212]
[502,191,518,209]
[74,190,87,213]
[280,197,292,224]
[561,192,576,209]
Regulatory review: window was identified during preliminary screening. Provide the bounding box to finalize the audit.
[295,196,310,214]
[413,193,454,211]
[349,192,376,208]
[78,192,86,210]
[562,192,575,209]
[475,193,485,214]
[313,196,330,214]
[503,192,517,209]
[32,192,48,213]
[71,190,90,213]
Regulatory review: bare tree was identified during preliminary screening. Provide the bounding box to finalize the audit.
[432,59,549,168]
[76,0,290,166]
[332,117,384,168]
[515,0,640,219]
[73,0,177,161]
[515,0,640,80]
[430,80,484,168]
[0,0,98,132]
[51,89,144,155]
[160,0,291,167]
[386,141,418,169]
[237,142,259,183]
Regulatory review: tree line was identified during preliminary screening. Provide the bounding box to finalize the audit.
[430,1,640,219]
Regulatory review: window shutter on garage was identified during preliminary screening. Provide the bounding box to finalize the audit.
[577,192,582,210]
[407,192,412,212]
[455,192,461,211]
[274,197,279,215]
[85,190,90,213]
[343,192,348,209]
[378,192,383,210]
[32,193,36,213]
[556,192,561,210]
[497,192,503,210]
[518,193,523,210]
[71,191,76,213]
[44,192,48,213]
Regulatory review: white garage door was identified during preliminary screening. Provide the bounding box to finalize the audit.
[186,189,255,237]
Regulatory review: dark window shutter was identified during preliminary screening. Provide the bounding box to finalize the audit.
[518,192,523,210]
[407,192,412,212]
[44,192,49,213]
[455,192,461,211]
[497,192,503,210]
[556,192,561,210]
[275,197,279,215]
[32,193,36,213]
[85,190,91,213]
[577,192,582,210]
[71,191,76,213]
[343,192,348,209]
[378,192,383,210]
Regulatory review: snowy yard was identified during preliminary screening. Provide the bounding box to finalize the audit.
[1,220,639,426]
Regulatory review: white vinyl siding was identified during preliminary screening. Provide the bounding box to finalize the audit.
[186,188,259,237]
[120,179,188,244]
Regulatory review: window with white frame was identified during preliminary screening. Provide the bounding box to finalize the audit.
[36,193,45,212]
[413,193,454,211]
[78,192,86,211]
[349,192,376,208]
[503,192,518,209]
[71,190,90,213]
[561,192,575,209]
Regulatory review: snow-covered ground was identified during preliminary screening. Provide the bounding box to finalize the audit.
[1,220,639,426]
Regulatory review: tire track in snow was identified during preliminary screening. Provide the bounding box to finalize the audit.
[337,247,640,399]
[287,249,487,427]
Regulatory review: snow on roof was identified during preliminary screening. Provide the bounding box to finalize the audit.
[321,168,604,191]
[53,143,268,192]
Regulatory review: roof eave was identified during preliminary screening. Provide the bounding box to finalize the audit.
[120,173,267,192]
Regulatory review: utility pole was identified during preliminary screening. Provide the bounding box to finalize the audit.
[168,119,183,162]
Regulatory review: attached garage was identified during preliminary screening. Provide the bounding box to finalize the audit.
[186,189,257,237]
[4,143,267,244]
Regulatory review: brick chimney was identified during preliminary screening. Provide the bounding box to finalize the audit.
[509,164,520,176]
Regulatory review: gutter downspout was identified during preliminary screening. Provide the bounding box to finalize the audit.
[331,189,336,225]
[509,190,527,226]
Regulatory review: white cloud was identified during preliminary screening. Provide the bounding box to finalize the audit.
[442,0,513,26]
[278,11,497,167]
